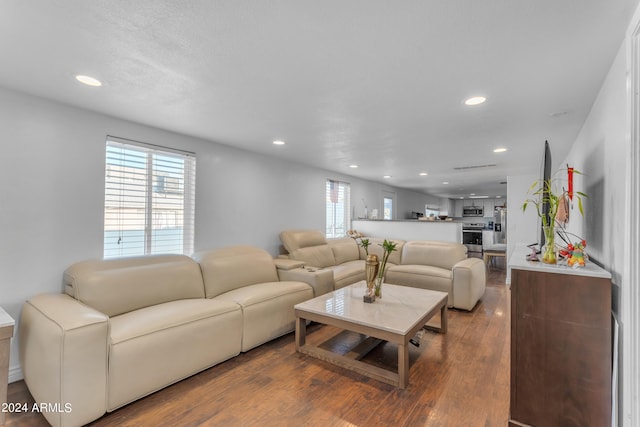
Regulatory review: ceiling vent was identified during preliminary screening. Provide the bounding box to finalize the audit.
[453,163,497,171]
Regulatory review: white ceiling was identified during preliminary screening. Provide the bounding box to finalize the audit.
[1,0,638,199]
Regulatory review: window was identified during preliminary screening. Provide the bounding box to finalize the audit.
[325,179,351,238]
[383,197,393,220]
[104,136,196,258]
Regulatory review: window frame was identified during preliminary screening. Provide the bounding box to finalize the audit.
[325,179,351,238]
[103,136,196,258]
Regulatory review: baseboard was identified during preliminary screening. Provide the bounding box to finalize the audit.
[8,365,23,383]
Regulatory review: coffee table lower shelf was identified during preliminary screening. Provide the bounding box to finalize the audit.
[294,288,447,389]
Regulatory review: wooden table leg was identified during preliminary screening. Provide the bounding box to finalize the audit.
[0,323,14,427]
[440,303,448,334]
[398,342,409,389]
[295,316,306,350]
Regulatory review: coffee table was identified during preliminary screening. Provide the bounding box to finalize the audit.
[294,281,447,388]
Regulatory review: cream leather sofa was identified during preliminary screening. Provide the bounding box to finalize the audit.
[19,246,313,427]
[279,230,485,311]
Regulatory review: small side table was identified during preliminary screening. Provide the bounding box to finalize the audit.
[0,308,15,426]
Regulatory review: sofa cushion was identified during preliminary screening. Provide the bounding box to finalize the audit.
[63,255,205,317]
[400,241,467,270]
[279,229,327,253]
[279,230,336,268]
[214,281,314,351]
[289,245,336,268]
[329,237,360,265]
[108,298,242,410]
[326,260,366,289]
[385,264,453,305]
[194,246,280,299]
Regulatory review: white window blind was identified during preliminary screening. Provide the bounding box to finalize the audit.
[325,179,351,238]
[104,136,196,258]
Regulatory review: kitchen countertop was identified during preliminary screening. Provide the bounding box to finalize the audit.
[355,218,464,223]
[351,219,463,243]
[508,243,611,279]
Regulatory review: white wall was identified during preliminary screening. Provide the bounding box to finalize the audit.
[0,86,439,380]
[505,173,539,284]
[561,42,628,301]
[559,41,629,423]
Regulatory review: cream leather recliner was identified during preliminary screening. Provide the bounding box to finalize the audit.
[19,247,314,427]
[279,230,486,311]
[193,245,313,352]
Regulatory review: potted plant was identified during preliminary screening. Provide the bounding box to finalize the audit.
[375,239,398,297]
[522,168,587,264]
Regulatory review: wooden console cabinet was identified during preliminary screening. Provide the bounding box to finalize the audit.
[509,245,612,427]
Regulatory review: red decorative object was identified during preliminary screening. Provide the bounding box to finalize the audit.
[568,167,574,200]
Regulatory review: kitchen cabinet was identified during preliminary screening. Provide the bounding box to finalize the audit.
[453,199,464,218]
[508,245,612,426]
[483,199,495,217]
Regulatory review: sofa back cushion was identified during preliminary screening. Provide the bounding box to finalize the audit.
[328,238,360,265]
[64,255,205,317]
[362,238,405,265]
[279,230,336,268]
[193,245,280,298]
[401,241,467,270]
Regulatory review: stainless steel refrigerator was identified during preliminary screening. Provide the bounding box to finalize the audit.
[494,207,507,244]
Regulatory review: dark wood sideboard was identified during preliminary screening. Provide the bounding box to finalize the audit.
[509,245,612,427]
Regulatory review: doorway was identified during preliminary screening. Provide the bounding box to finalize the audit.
[381,191,395,220]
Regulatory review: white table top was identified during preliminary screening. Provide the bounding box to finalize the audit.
[295,281,447,336]
[0,307,15,329]
[509,243,612,279]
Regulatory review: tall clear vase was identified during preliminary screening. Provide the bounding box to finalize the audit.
[542,226,556,264]
[374,276,383,298]
[364,255,379,301]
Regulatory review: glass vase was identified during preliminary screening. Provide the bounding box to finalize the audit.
[542,226,557,264]
[374,276,383,298]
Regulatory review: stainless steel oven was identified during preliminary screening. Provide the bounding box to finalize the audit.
[462,223,484,253]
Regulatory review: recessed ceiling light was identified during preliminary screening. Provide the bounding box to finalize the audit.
[272,140,285,145]
[419,172,428,176]
[469,195,489,199]
[75,75,102,87]
[493,147,507,153]
[349,164,359,168]
[459,197,464,199]
[470,193,476,196]
[496,196,502,198]
[383,175,392,179]
[442,181,449,185]
[464,96,486,106]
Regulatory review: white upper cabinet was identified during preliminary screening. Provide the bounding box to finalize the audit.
[483,199,495,217]
[453,199,464,218]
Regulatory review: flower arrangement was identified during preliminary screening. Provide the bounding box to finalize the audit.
[347,229,370,255]
[522,167,588,265]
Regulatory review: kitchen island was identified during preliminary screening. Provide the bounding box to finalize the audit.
[351,219,462,243]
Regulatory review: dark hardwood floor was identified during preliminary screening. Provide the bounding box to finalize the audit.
[6,259,509,426]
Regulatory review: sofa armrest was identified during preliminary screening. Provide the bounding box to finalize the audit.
[276,267,334,296]
[274,258,305,270]
[19,294,109,427]
[451,258,486,311]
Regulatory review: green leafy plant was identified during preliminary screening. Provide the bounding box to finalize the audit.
[521,169,587,227]
[522,168,587,264]
[375,239,398,296]
[347,229,370,255]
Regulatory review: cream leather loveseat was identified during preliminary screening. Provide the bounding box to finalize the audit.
[19,246,313,427]
[279,230,485,311]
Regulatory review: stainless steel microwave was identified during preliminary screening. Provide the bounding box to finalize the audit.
[463,206,484,217]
